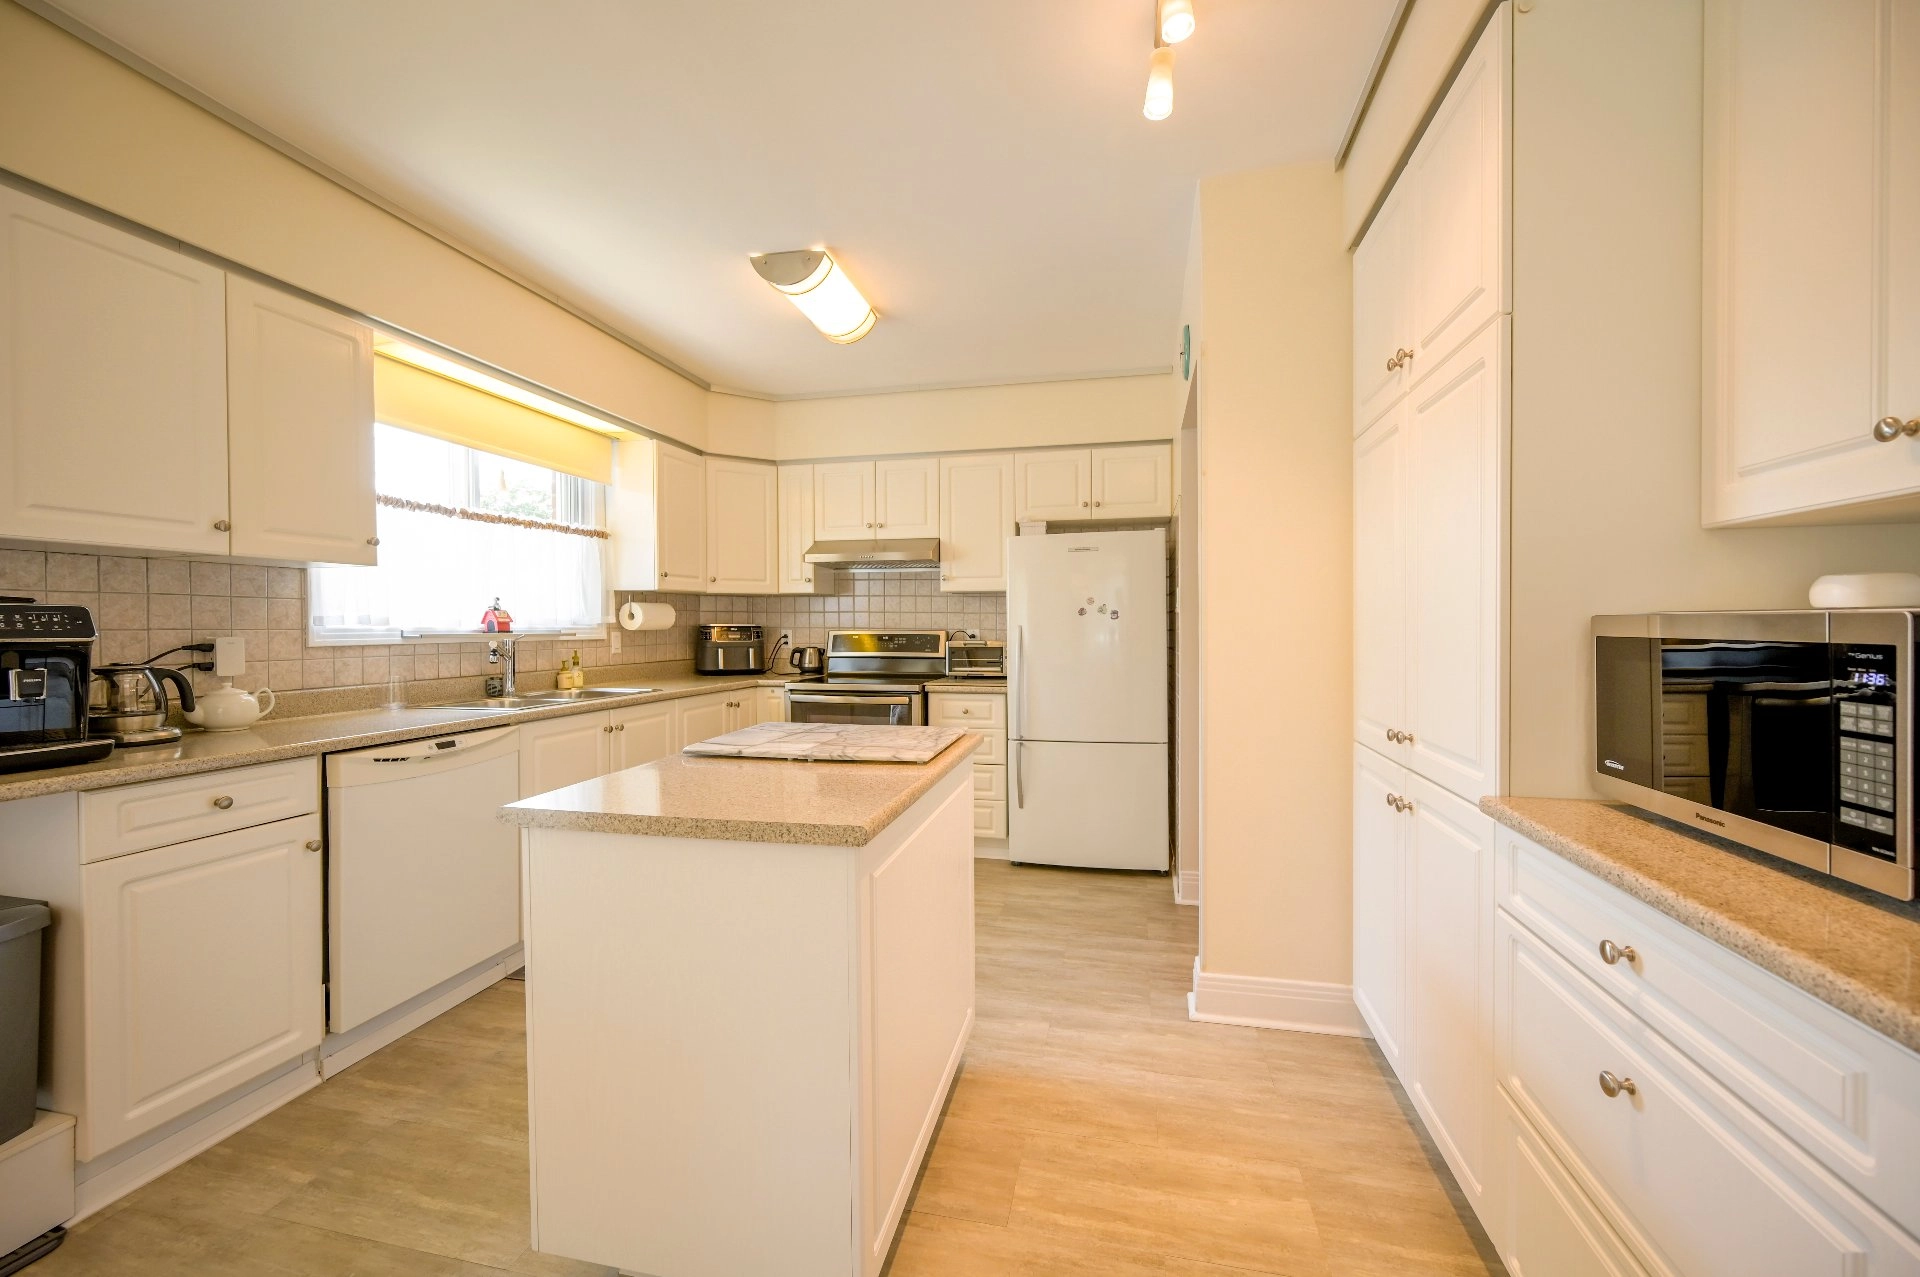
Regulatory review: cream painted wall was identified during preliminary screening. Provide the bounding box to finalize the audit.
[1341,0,1491,243]
[705,393,778,459]
[0,3,710,448]
[1508,0,1920,798]
[1194,164,1352,984]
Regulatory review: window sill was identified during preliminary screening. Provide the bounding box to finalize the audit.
[305,625,610,648]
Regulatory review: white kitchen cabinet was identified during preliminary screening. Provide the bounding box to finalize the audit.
[756,685,787,725]
[1353,184,1412,434]
[938,453,1014,593]
[1499,1099,1649,1277]
[1702,0,1920,525]
[675,691,732,748]
[1352,405,1408,757]
[704,457,778,593]
[1014,450,1091,521]
[80,814,323,1159]
[0,184,230,554]
[931,689,1006,844]
[777,464,832,593]
[814,460,877,540]
[610,438,706,593]
[1351,743,1410,1073]
[609,700,675,770]
[874,457,939,538]
[225,276,377,565]
[1090,443,1173,518]
[520,712,611,797]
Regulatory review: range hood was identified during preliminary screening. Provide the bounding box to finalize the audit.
[803,538,941,570]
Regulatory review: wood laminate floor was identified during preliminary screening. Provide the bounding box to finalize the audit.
[35,861,1498,1276]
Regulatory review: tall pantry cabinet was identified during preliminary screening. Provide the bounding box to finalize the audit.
[1349,0,1508,1241]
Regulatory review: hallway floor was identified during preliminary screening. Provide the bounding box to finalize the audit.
[33,861,1496,1276]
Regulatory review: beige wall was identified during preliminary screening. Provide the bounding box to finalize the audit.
[1193,163,1352,983]
[0,3,710,448]
[1341,0,1491,243]
[1508,0,1920,798]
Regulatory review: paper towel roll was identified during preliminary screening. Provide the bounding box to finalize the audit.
[618,601,676,631]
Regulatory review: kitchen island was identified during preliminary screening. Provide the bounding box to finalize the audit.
[500,732,979,1277]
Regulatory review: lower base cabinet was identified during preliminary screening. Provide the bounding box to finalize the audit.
[518,688,779,796]
[1499,1096,1648,1277]
[930,689,1007,844]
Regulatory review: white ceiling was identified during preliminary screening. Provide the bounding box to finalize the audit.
[46,0,1392,399]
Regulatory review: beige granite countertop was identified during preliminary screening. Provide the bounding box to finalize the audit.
[1483,796,1920,1054]
[501,732,980,847]
[0,672,794,802]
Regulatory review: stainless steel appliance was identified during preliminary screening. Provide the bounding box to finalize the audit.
[694,624,766,675]
[0,603,113,772]
[945,640,1006,679]
[789,645,825,675]
[89,663,198,745]
[785,630,947,726]
[1593,611,1916,899]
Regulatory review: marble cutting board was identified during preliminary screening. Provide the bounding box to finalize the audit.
[680,722,966,763]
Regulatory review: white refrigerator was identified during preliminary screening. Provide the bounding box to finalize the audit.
[1008,528,1169,870]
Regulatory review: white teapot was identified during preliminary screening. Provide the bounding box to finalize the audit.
[184,681,276,732]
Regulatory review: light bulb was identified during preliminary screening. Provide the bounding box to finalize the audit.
[1159,0,1195,44]
[750,250,878,344]
[1143,46,1175,121]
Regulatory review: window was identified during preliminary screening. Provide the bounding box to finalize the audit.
[310,425,607,641]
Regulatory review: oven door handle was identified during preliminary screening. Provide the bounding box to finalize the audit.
[787,693,917,707]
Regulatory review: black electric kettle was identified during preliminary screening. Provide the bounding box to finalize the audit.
[789,645,825,675]
[89,664,197,745]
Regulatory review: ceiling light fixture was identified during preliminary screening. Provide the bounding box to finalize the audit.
[1143,44,1175,121]
[1158,0,1195,44]
[749,250,877,344]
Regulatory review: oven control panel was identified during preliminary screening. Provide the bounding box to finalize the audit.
[1836,643,1898,860]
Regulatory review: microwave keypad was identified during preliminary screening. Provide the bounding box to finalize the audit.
[1839,699,1898,836]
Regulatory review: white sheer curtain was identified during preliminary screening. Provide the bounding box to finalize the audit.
[310,427,606,639]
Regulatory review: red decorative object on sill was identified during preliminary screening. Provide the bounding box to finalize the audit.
[481,598,514,633]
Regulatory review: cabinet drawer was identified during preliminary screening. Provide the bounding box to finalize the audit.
[973,799,1007,841]
[1500,1093,1650,1277]
[929,692,1005,732]
[81,758,319,863]
[1500,832,1920,1241]
[967,728,1006,766]
[972,763,1006,803]
[1658,734,1708,777]
[1497,915,1920,1276]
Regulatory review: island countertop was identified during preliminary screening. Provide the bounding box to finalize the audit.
[501,732,981,847]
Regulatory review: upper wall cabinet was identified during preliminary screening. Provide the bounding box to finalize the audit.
[1014,445,1173,522]
[1351,9,1509,436]
[776,464,831,594]
[226,277,377,565]
[814,458,939,541]
[0,185,231,554]
[611,438,706,593]
[1702,0,1920,525]
[938,453,1014,593]
[704,457,777,593]
[813,461,876,541]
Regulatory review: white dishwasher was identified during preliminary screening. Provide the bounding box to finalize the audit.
[326,725,521,1034]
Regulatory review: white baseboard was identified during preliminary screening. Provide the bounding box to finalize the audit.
[972,838,1010,861]
[1186,958,1366,1037]
[1174,868,1199,906]
[321,947,521,1079]
[72,1059,319,1222]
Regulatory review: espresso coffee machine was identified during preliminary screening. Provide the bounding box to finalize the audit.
[0,601,114,773]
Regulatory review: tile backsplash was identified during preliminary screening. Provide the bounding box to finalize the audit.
[0,548,999,701]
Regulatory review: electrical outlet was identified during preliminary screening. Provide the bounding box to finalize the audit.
[213,636,245,678]
[608,630,621,654]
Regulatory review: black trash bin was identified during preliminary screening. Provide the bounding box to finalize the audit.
[0,895,50,1147]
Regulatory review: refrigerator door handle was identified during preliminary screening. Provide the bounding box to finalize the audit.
[1015,624,1026,739]
[1016,740,1025,809]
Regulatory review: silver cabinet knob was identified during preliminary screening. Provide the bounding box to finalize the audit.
[1385,791,1399,809]
[366,537,380,546]
[1598,938,1638,966]
[1387,347,1414,371]
[602,724,613,733]
[1597,1071,1638,1099]
[866,522,873,528]
[213,519,231,532]
[304,839,322,852]
[1081,500,1090,508]
[1873,416,1920,442]
[1385,354,1399,372]
[710,576,717,583]
[212,795,234,810]
[616,723,625,731]
[1094,500,1103,508]
[805,576,812,583]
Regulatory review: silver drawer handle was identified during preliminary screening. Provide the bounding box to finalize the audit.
[1598,938,1638,966]
[1872,416,1919,442]
[1598,1070,1638,1099]
[212,795,234,810]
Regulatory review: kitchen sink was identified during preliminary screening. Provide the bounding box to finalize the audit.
[433,695,552,710]
[523,687,659,701]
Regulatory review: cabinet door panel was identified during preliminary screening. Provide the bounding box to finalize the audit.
[1353,407,1408,754]
[938,454,1014,592]
[675,693,731,749]
[874,457,938,538]
[227,277,376,565]
[705,457,777,593]
[815,461,876,540]
[610,702,675,771]
[520,713,610,797]
[0,187,229,553]
[1013,451,1090,521]
[1090,444,1172,518]
[778,464,830,593]
[1353,187,1411,433]
[1405,322,1504,801]
[1502,1101,1650,1277]
[1352,744,1409,1074]
[656,443,706,591]
[81,815,322,1159]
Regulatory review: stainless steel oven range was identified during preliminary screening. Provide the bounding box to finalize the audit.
[784,630,947,728]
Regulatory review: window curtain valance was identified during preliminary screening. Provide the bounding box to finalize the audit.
[373,354,615,484]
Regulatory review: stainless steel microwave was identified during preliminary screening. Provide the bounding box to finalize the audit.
[1593,611,1914,900]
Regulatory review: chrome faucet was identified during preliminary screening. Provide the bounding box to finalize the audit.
[487,638,517,697]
